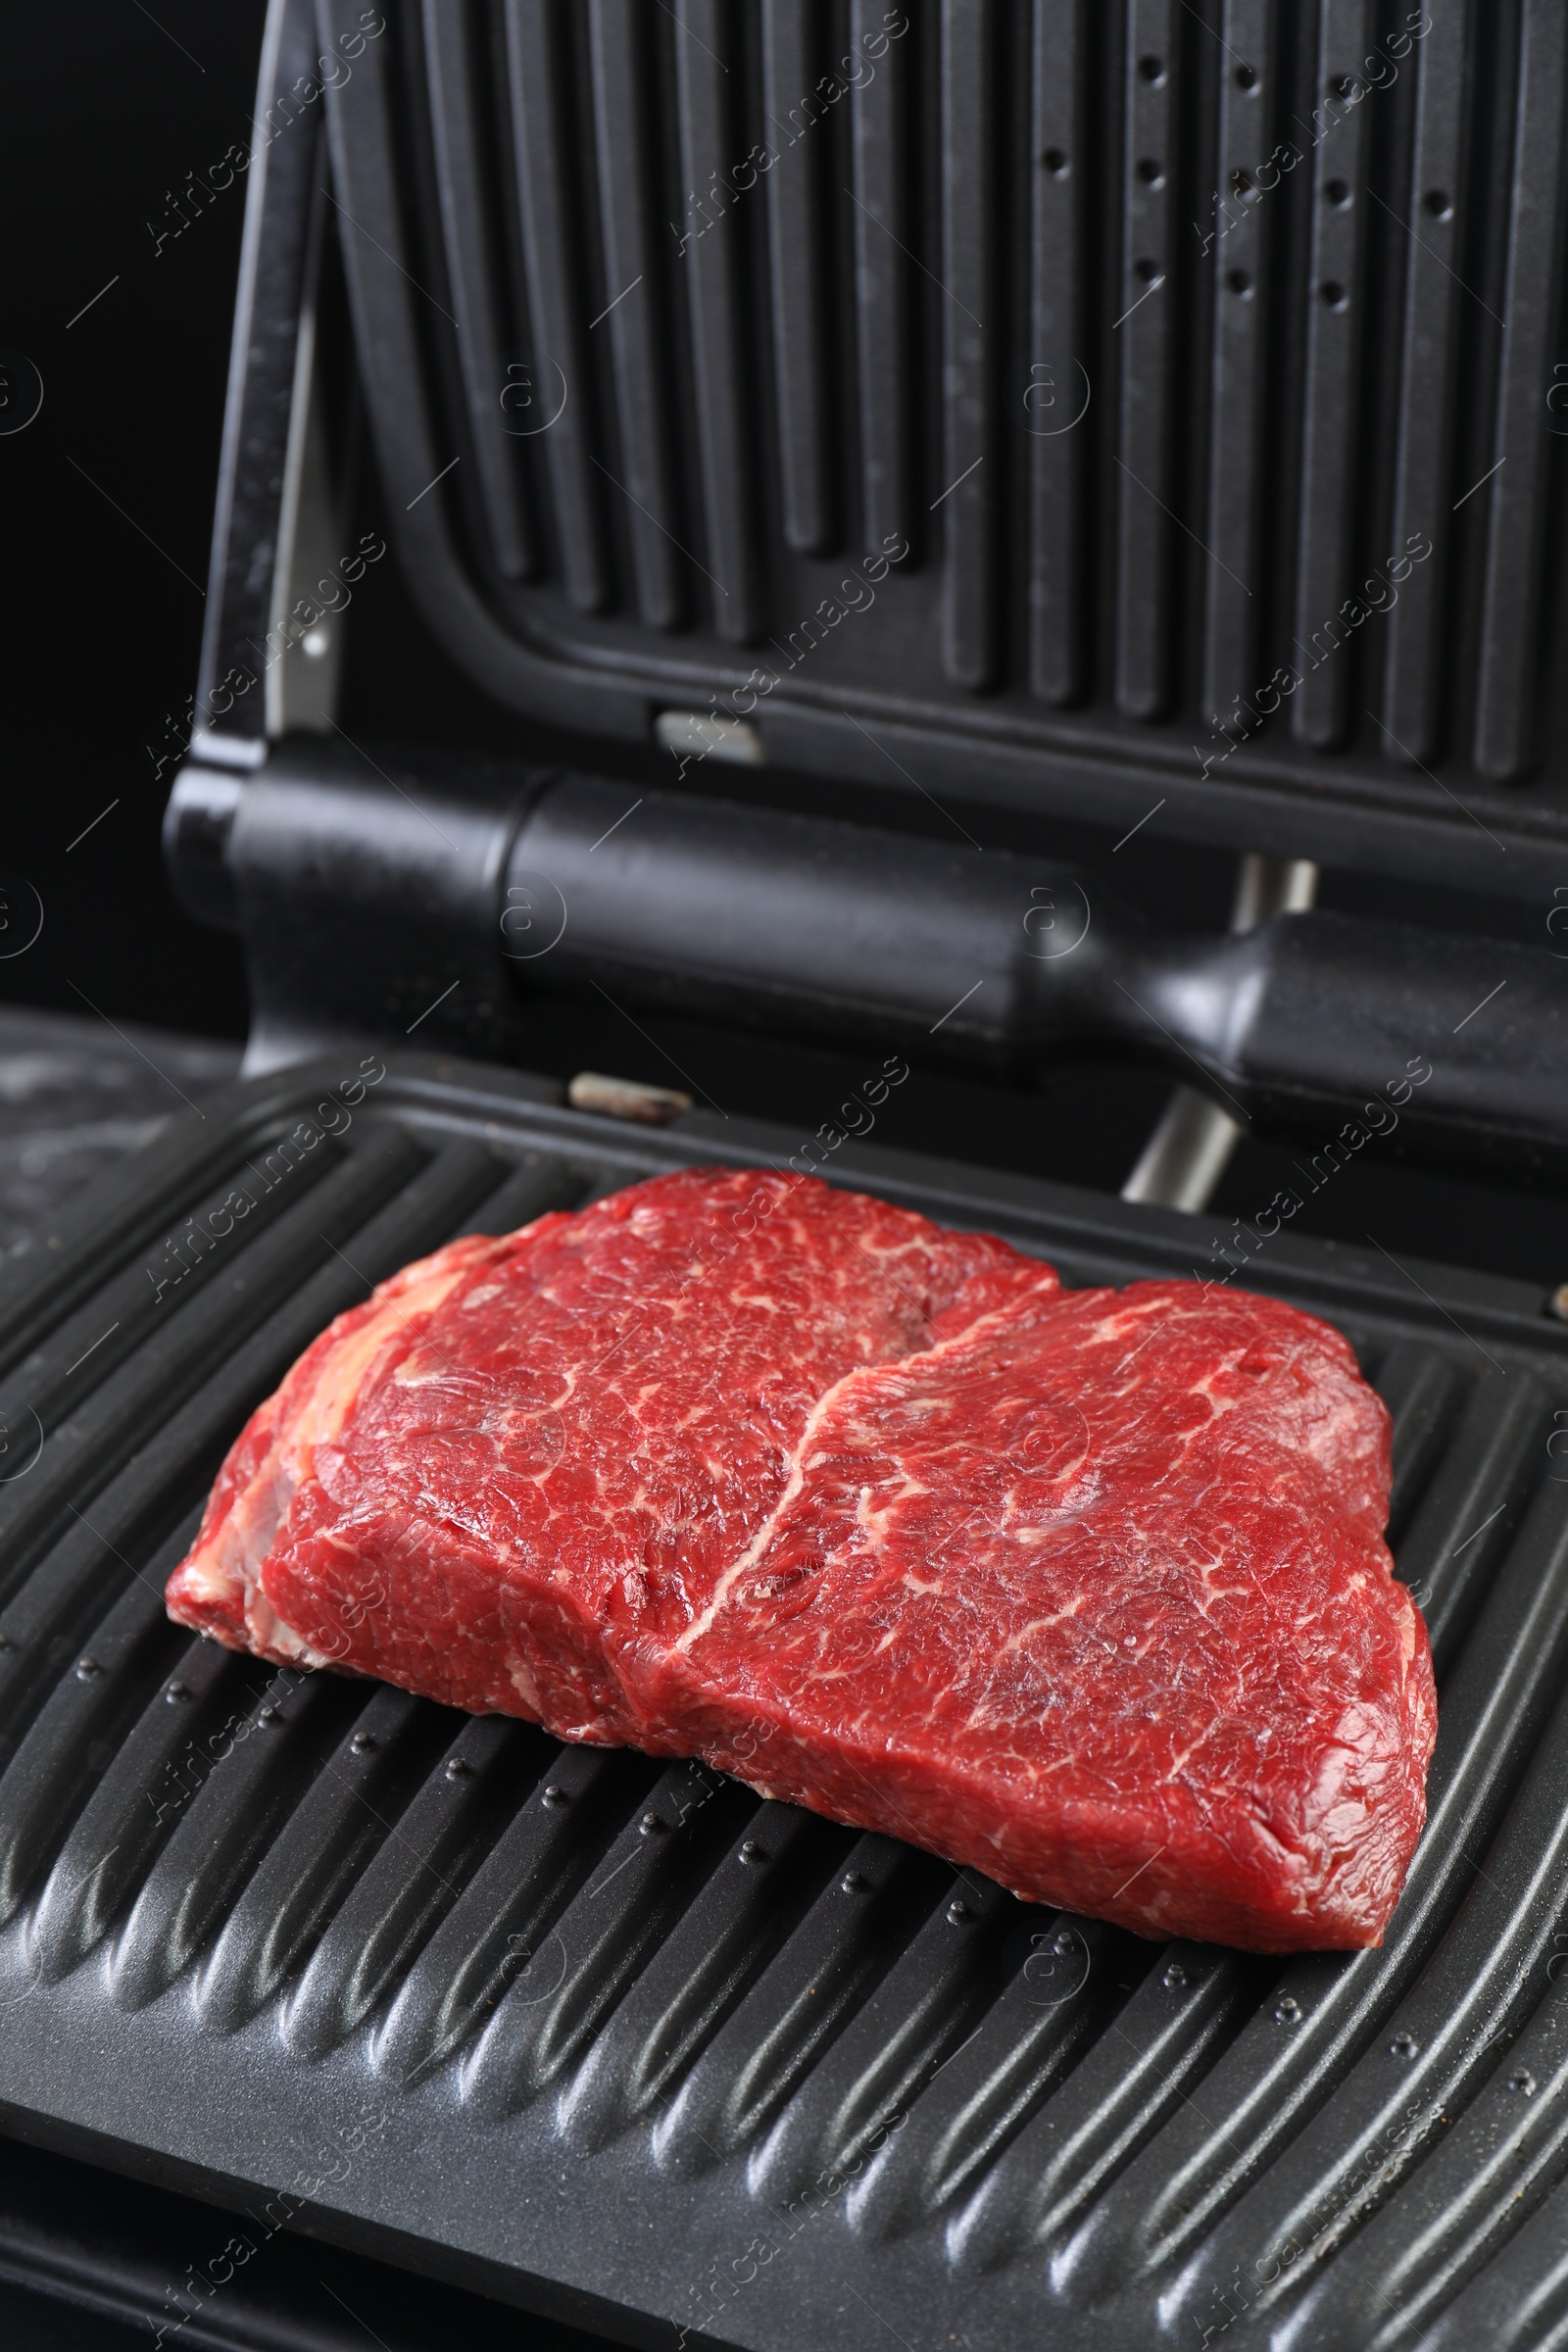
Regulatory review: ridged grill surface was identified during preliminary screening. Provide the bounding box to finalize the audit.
[1,1055,1567,2352]
[312,0,1568,864]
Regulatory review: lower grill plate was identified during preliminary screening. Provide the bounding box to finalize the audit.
[0,1053,1564,2352]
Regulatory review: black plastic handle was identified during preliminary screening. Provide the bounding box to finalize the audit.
[167,747,1568,1178]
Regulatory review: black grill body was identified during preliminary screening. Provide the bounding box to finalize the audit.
[23,0,1568,2344]
[1,1060,1567,2352]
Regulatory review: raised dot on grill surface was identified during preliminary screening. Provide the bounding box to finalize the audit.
[1163,1961,1189,1989]
[350,1730,376,1753]
[165,1683,191,1704]
[76,1658,102,1679]
[259,1704,282,1726]
[446,1755,473,1778]
[841,1871,870,1894]
[542,1784,567,1804]
[947,1899,972,1924]
[1389,2029,1419,2057]
[1274,1995,1302,2025]
[1510,2068,1538,2095]
[640,1811,665,1834]
[738,1838,763,1863]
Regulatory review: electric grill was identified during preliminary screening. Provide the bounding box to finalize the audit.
[7,2,1568,2345]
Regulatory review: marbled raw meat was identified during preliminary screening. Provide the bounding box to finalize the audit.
[167,1170,1434,1950]
[654,1278,1433,1949]
[167,1169,1054,1740]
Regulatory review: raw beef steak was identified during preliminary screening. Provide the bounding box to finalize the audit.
[653,1279,1434,1950]
[167,1169,1055,1740]
[168,1168,1434,1950]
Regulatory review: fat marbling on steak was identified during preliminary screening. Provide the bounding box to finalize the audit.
[653,1277,1435,1950]
[167,1170,1055,1740]
[167,1169,1435,1950]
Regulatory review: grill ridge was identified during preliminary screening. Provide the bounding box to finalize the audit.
[1062,1470,1568,2302]
[305,0,1568,874]
[558,1795,830,2155]
[371,1735,639,2085]
[282,1709,532,2062]
[194,1684,456,2038]
[1183,1662,1568,2333]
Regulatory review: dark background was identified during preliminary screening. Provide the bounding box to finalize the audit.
[1,0,269,1041]
[2,0,1564,1289]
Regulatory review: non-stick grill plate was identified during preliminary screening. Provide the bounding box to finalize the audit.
[1,1053,1565,2352]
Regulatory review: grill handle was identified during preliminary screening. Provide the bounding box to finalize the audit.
[167,748,1568,1177]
